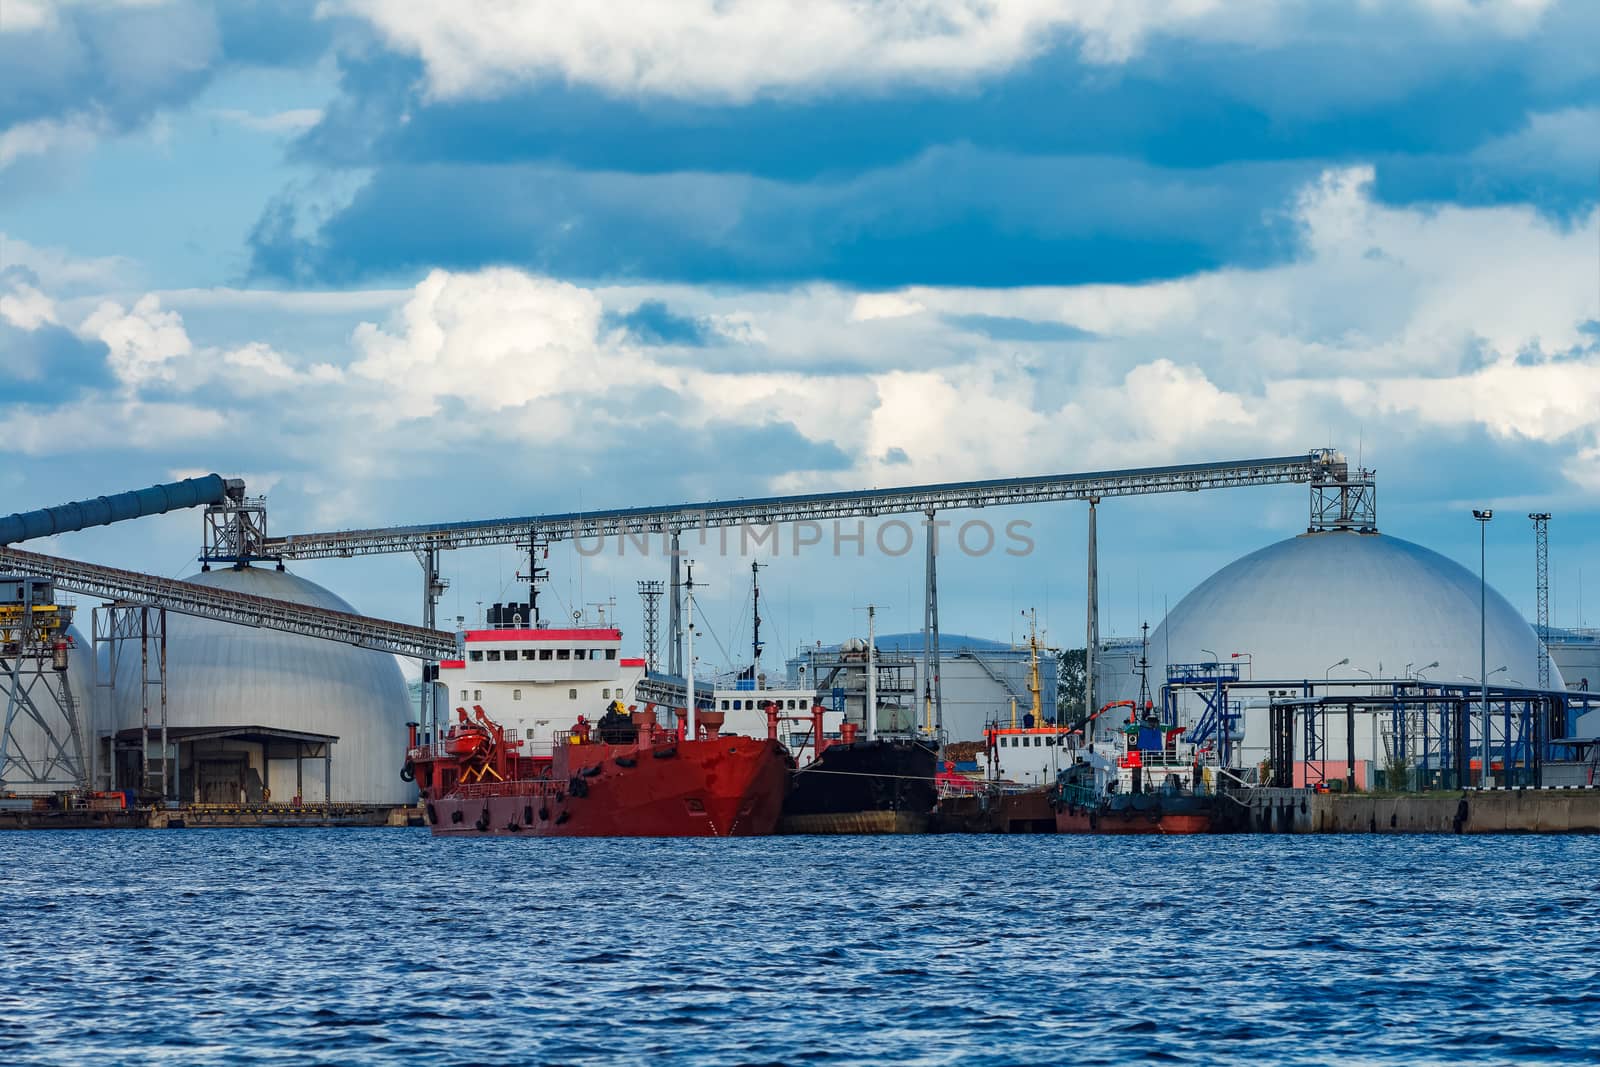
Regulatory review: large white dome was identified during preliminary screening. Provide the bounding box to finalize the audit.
[1147,529,1556,691]
[103,566,415,804]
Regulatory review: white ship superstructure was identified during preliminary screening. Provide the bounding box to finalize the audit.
[439,626,646,751]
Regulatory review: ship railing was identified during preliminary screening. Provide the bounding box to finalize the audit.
[451,779,565,800]
[1138,752,1192,763]
[1057,782,1097,808]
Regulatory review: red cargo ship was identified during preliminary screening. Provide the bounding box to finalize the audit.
[407,702,790,837]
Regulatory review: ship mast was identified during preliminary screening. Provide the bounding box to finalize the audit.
[750,560,765,677]
[1136,620,1152,717]
[865,605,877,743]
[684,561,696,738]
[1027,608,1043,725]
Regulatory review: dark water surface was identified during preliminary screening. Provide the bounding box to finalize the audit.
[1,830,1597,1065]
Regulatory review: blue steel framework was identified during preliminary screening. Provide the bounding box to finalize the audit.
[1199,676,1600,789]
[1163,661,1242,767]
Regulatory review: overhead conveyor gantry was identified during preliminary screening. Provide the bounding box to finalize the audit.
[0,477,456,661]
[257,448,1351,741]
[262,450,1346,559]
[0,546,457,662]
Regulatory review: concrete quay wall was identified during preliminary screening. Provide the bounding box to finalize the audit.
[1241,788,1600,834]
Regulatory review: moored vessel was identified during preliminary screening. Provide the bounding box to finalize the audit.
[711,575,939,834]
[408,702,790,837]
[932,613,1060,833]
[1052,702,1218,835]
[406,588,791,837]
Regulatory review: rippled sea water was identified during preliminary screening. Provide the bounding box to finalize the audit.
[2,830,1598,1065]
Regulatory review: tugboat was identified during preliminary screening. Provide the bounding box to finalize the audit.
[406,701,790,837]
[1051,701,1217,835]
[931,613,1059,833]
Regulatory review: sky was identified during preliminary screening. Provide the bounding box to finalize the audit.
[3,0,1600,678]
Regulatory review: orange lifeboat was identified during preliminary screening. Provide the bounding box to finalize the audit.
[446,729,489,760]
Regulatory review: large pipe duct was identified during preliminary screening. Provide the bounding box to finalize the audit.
[0,474,241,545]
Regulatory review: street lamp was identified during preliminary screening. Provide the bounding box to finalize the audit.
[1326,657,1349,680]
[1473,508,1493,786]
[1201,648,1218,666]
[1231,651,1252,680]
[1415,660,1439,680]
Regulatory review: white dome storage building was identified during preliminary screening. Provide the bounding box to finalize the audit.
[1150,530,1551,690]
[1135,526,1556,779]
[100,566,415,805]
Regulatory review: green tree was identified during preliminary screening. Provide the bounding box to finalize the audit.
[1056,647,1086,720]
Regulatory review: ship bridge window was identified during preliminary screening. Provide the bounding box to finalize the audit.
[469,650,484,661]
[605,649,617,660]
[603,688,611,699]
[557,649,571,661]
[487,650,501,661]
[460,690,468,701]
[473,690,482,701]
[513,689,522,701]
[522,650,536,661]
[720,700,730,710]
[569,688,578,700]
[540,649,553,661]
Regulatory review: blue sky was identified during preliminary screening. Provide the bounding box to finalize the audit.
[3,0,1600,675]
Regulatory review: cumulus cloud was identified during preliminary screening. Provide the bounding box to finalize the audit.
[349,267,673,422]
[208,107,324,134]
[0,113,103,169]
[10,165,1600,536]
[329,0,1560,102]
[0,232,134,291]
[81,294,194,387]
[0,279,58,329]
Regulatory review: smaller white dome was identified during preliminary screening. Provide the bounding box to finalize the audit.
[1150,529,1554,689]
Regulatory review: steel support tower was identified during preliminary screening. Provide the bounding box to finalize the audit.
[93,603,169,798]
[0,576,87,794]
[923,510,944,750]
[1531,513,1551,689]
[637,579,663,671]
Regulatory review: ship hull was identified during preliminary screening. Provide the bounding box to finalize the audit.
[425,737,790,838]
[1054,797,1214,835]
[780,739,937,835]
[932,788,1057,834]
